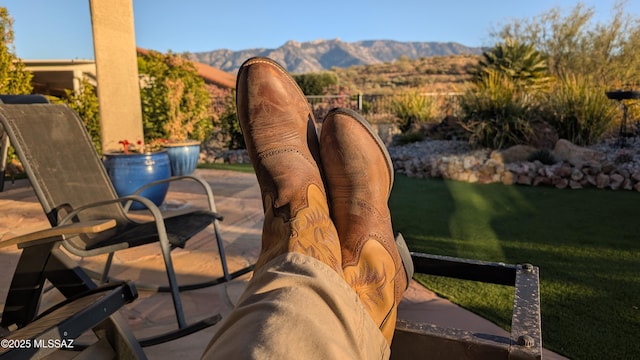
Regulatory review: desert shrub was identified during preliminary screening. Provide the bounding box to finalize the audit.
[459,71,534,149]
[138,50,213,142]
[293,72,339,96]
[394,130,425,146]
[527,149,557,165]
[540,73,617,146]
[360,99,372,114]
[390,91,438,133]
[61,79,102,154]
[217,90,245,150]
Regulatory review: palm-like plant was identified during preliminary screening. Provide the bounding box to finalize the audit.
[470,39,552,88]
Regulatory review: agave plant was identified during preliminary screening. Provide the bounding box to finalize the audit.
[469,39,552,89]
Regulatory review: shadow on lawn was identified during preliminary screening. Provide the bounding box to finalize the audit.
[389,174,640,359]
[488,184,640,359]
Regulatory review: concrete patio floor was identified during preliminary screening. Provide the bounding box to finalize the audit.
[0,169,566,359]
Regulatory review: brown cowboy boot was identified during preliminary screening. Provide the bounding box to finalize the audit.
[319,107,410,344]
[236,57,343,275]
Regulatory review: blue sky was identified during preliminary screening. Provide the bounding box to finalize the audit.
[3,0,640,60]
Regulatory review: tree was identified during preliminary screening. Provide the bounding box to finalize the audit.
[293,72,338,95]
[138,50,213,142]
[0,7,32,95]
[61,79,101,154]
[1,7,32,167]
[492,1,640,86]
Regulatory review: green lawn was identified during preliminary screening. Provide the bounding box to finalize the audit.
[197,162,255,173]
[389,175,640,359]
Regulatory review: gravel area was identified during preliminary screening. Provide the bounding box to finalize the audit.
[388,136,640,174]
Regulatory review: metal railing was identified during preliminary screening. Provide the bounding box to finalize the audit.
[305,93,463,123]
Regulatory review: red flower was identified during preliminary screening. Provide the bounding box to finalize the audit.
[119,140,131,154]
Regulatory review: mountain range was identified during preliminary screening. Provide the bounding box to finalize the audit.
[189,38,482,74]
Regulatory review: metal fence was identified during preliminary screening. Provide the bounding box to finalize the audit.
[305,93,463,123]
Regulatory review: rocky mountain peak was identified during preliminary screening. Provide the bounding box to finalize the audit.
[189,39,482,74]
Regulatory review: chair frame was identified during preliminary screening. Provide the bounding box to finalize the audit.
[0,96,253,346]
[0,221,146,359]
[391,252,542,360]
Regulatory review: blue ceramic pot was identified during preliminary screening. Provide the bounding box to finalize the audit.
[103,151,171,210]
[164,142,201,176]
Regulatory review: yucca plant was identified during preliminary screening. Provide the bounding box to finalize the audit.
[390,91,438,133]
[540,72,618,146]
[460,70,534,149]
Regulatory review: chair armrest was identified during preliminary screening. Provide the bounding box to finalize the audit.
[130,174,218,213]
[56,186,222,257]
[58,195,167,227]
[0,219,117,249]
[57,194,221,254]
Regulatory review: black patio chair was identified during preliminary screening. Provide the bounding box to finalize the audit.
[0,220,146,359]
[0,95,48,192]
[0,97,253,346]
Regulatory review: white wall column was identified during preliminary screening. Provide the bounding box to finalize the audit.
[89,0,143,152]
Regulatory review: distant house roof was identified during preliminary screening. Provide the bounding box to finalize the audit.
[21,49,235,98]
[136,47,235,89]
[23,59,97,98]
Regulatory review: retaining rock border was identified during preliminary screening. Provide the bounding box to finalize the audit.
[201,135,640,191]
[389,138,640,191]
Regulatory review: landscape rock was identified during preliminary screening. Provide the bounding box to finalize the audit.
[555,178,569,189]
[569,180,583,189]
[502,171,516,185]
[490,145,537,164]
[570,168,584,181]
[554,164,573,178]
[610,174,625,190]
[517,175,532,186]
[533,176,551,186]
[553,139,606,168]
[378,135,640,192]
[596,173,610,189]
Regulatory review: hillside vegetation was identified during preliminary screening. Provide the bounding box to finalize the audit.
[331,55,480,94]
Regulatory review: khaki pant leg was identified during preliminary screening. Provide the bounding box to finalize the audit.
[202,253,390,360]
